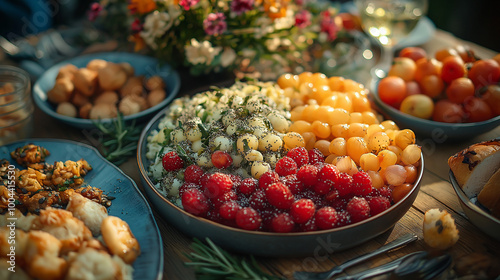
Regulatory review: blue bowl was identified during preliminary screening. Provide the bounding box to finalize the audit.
[370,86,500,140]
[33,52,181,129]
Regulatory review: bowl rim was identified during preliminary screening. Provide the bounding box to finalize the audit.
[370,82,500,128]
[448,169,500,225]
[137,103,425,237]
[32,52,181,126]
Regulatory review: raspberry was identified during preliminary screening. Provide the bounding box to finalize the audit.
[313,181,332,195]
[270,213,295,233]
[184,165,204,184]
[211,150,233,169]
[308,148,324,165]
[297,164,319,187]
[203,172,233,198]
[249,189,268,210]
[335,172,353,197]
[281,174,304,194]
[336,211,351,227]
[258,171,280,191]
[265,182,295,209]
[299,217,317,232]
[228,174,242,188]
[179,182,199,198]
[287,147,309,167]
[275,156,298,176]
[367,196,391,216]
[200,172,211,188]
[330,197,348,211]
[162,151,184,171]
[206,209,223,223]
[212,190,237,209]
[235,207,262,231]
[315,206,338,230]
[219,201,241,220]
[239,178,258,195]
[318,164,339,186]
[181,188,210,217]
[378,186,393,198]
[346,196,370,223]
[290,198,315,224]
[324,189,339,202]
[352,171,373,196]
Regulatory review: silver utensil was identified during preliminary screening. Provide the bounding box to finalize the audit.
[293,233,418,280]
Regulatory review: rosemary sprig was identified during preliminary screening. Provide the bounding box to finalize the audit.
[185,238,284,280]
[91,113,143,166]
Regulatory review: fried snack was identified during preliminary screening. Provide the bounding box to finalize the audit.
[47,159,92,188]
[10,144,50,167]
[98,63,128,91]
[101,216,141,264]
[56,102,78,117]
[73,68,98,97]
[89,103,118,119]
[423,208,459,250]
[25,230,67,280]
[66,193,108,236]
[47,78,74,103]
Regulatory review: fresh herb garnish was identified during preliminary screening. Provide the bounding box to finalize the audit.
[185,238,284,280]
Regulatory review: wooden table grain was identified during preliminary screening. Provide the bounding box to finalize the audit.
[18,29,500,279]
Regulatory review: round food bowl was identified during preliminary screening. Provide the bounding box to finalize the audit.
[370,87,500,141]
[33,52,180,129]
[137,105,425,257]
[449,170,500,241]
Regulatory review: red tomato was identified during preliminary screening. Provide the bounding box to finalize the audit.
[406,81,422,96]
[481,84,500,116]
[435,48,459,62]
[463,97,494,122]
[468,59,500,88]
[377,76,407,108]
[446,77,475,104]
[388,57,417,81]
[399,47,427,62]
[455,45,477,63]
[414,58,442,82]
[419,75,444,98]
[441,56,466,84]
[432,99,465,123]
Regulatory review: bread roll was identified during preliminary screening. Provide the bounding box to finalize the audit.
[477,168,500,218]
[448,140,500,197]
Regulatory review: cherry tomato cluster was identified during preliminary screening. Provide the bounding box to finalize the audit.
[378,46,500,123]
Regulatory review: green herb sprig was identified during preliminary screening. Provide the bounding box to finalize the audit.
[185,238,284,280]
[91,113,143,166]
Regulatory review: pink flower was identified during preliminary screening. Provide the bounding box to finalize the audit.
[88,2,102,21]
[131,18,143,33]
[203,13,227,36]
[320,12,339,41]
[295,10,311,28]
[179,0,200,11]
[231,0,254,15]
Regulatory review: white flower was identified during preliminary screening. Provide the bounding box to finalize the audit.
[140,11,175,49]
[265,37,281,51]
[241,48,256,59]
[220,48,236,67]
[185,39,222,65]
[273,9,295,30]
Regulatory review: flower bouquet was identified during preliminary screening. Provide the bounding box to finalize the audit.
[90,0,362,79]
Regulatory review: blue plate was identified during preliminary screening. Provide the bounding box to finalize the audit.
[370,85,500,140]
[0,139,163,280]
[33,52,181,129]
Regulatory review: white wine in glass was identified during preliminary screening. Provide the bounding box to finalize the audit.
[355,0,428,79]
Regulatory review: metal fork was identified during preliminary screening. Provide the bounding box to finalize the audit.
[293,233,418,280]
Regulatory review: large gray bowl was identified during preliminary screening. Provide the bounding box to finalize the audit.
[137,106,424,257]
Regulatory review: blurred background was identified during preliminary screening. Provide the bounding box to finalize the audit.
[1,0,499,52]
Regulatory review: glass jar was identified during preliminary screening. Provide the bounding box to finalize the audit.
[0,66,33,145]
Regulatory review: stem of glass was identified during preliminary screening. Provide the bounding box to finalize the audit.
[371,44,394,80]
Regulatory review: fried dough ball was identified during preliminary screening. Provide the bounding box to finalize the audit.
[119,95,148,116]
[56,64,78,80]
[31,207,92,253]
[73,68,98,97]
[56,102,78,117]
[101,216,140,264]
[66,247,133,280]
[145,75,165,91]
[25,230,67,280]
[0,227,28,264]
[86,59,108,71]
[71,92,90,108]
[120,76,144,97]
[423,208,459,250]
[94,91,119,104]
[89,103,118,119]
[98,63,127,91]
[79,103,93,119]
[47,78,74,103]
[0,209,36,231]
[119,62,134,77]
[147,89,166,107]
[66,193,108,236]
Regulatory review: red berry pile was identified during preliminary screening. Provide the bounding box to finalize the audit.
[177,147,395,233]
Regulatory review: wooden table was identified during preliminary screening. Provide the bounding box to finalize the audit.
[13,29,500,279]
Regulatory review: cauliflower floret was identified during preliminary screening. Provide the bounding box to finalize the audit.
[423,208,459,250]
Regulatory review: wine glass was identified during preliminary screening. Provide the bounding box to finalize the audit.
[354,0,428,81]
